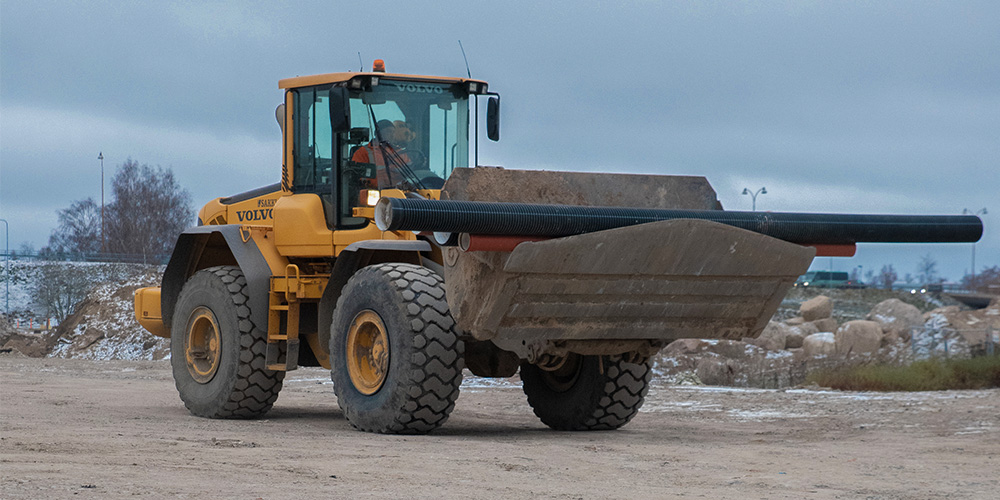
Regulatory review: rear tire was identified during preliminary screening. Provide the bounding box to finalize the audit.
[170,266,284,418]
[330,264,464,434]
[520,354,651,431]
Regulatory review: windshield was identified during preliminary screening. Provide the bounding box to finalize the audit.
[343,80,469,189]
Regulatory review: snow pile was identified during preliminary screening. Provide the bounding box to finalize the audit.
[1,261,167,361]
[50,280,170,361]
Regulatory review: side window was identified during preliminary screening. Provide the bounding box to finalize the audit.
[293,86,333,195]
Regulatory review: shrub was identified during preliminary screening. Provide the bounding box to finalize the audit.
[807,355,1000,391]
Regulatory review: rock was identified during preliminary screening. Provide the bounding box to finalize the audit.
[75,328,105,350]
[785,323,818,349]
[787,347,808,363]
[881,329,902,347]
[709,340,757,360]
[663,338,711,356]
[784,316,806,326]
[867,299,924,341]
[835,320,883,356]
[802,332,836,357]
[785,332,805,349]
[800,295,833,321]
[923,305,960,322]
[790,322,820,336]
[809,318,838,333]
[695,357,736,386]
[749,321,788,351]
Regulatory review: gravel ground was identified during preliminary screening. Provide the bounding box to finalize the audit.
[2,355,998,499]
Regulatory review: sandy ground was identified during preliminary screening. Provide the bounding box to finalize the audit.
[1,355,997,500]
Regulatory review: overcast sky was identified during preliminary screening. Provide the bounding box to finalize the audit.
[1,1,997,282]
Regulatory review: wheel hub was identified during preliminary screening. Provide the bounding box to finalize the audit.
[539,353,582,392]
[184,306,222,384]
[346,310,390,395]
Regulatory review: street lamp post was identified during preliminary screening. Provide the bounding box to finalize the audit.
[742,187,767,211]
[98,152,105,255]
[962,208,988,286]
[1,218,8,315]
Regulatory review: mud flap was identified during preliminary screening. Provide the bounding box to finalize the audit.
[443,218,815,344]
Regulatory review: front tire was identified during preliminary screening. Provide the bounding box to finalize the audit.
[330,264,464,434]
[520,354,651,431]
[170,266,284,418]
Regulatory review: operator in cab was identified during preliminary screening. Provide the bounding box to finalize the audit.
[351,119,423,188]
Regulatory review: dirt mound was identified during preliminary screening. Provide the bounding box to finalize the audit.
[1,264,168,360]
[49,280,170,360]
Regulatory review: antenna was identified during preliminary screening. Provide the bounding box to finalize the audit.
[458,40,472,78]
[358,52,363,72]
[458,41,478,165]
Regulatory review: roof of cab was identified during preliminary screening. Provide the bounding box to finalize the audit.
[278,71,488,89]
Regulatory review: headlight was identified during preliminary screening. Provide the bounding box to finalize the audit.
[362,189,380,207]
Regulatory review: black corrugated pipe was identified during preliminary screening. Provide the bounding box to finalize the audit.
[374,198,983,245]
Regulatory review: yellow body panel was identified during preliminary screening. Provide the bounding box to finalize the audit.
[272,194,334,257]
[199,190,284,227]
[134,287,169,338]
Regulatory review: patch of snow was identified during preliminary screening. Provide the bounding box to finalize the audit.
[461,375,521,391]
[727,409,813,421]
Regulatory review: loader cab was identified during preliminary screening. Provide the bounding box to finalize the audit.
[282,71,492,231]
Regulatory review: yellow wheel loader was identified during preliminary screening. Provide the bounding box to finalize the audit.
[134,61,983,434]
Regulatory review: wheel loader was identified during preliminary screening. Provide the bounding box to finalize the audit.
[134,61,983,434]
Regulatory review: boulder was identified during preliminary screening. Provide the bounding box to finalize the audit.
[881,329,902,347]
[695,357,736,386]
[710,340,757,360]
[923,305,960,322]
[785,323,817,349]
[800,295,833,321]
[790,322,820,336]
[749,321,789,351]
[809,318,838,333]
[867,299,924,341]
[784,316,806,326]
[784,332,805,349]
[663,338,711,356]
[835,320,883,356]
[802,332,836,357]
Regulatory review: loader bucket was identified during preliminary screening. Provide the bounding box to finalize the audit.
[443,218,814,343]
[439,167,815,345]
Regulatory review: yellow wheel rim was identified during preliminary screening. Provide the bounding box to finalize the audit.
[346,310,390,395]
[184,306,222,384]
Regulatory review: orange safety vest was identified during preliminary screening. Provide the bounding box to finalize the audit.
[351,143,411,187]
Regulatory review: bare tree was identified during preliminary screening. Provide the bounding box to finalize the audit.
[879,264,898,290]
[962,265,1000,293]
[864,268,876,285]
[46,198,102,256]
[31,264,92,322]
[105,159,194,260]
[17,242,36,258]
[917,254,939,284]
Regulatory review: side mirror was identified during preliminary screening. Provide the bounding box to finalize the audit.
[486,96,500,141]
[329,87,350,133]
[274,103,285,133]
